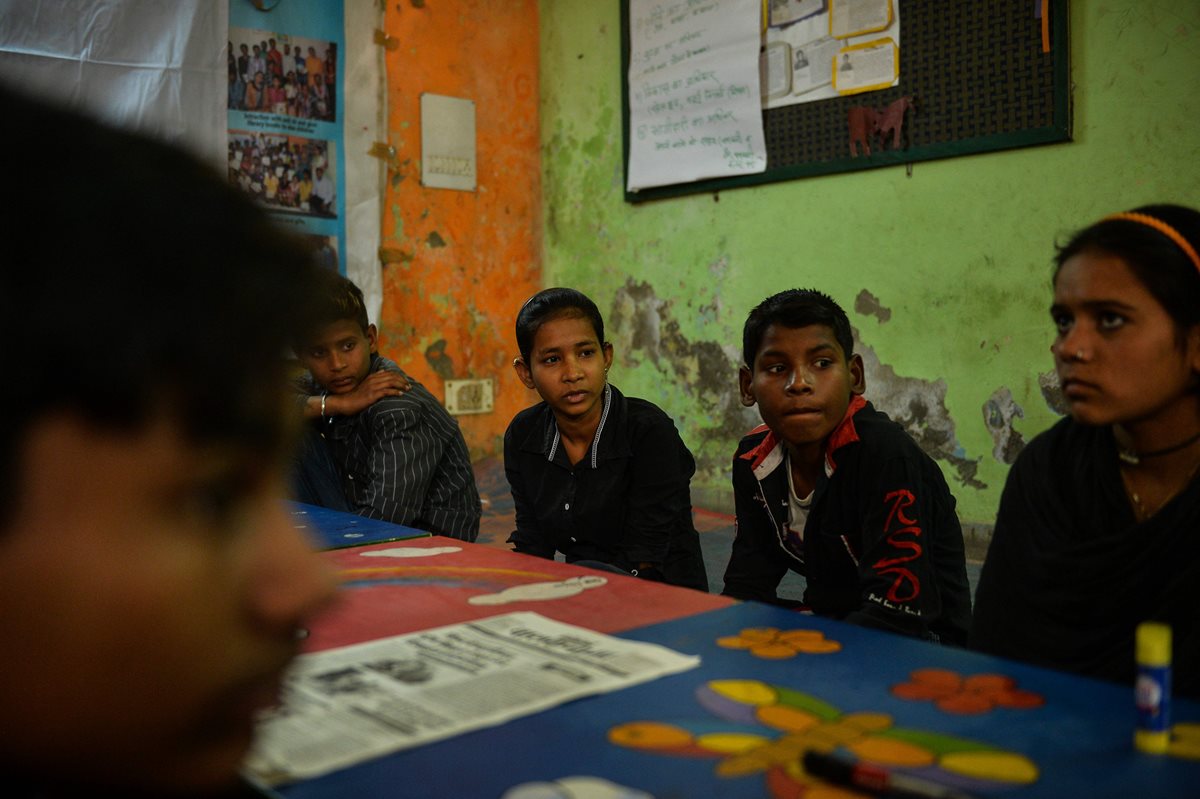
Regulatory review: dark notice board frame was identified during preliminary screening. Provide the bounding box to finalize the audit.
[620,0,1071,203]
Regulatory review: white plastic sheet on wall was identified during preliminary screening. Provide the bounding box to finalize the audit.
[0,0,385,322]
[343,0,384,325]
[0,0,227,167]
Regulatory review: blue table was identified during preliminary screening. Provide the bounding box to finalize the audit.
[287,501,430,550]
[273,602,1200,798]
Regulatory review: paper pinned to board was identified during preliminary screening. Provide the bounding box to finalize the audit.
[763,0,899,110]
[626,0,767,192]
[832,37,898,95]
[829,0,892,39]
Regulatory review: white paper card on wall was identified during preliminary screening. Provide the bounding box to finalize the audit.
[761,41,792,100]
[420,93,476,191]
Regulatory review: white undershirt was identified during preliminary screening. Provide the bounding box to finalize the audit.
[785,454,814,540]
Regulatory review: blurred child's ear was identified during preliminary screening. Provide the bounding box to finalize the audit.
[366,323,379,352]
[512,357,536,390]
[849,353,866,396]
[738,365,757,407]
[1183,325,1200,392]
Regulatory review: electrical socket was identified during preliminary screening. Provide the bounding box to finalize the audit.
[443,378,494,415]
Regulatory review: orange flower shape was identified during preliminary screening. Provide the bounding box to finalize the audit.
[717,627,842,660]
[892,668,1044,715]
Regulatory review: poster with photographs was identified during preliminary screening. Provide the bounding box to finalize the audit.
[229,0,343,271]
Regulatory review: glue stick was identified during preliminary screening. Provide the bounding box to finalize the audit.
[1134,621,1171,754]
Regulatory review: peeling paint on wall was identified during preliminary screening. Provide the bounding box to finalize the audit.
[854,289,892,323]
[983,387,1026,464]
[390,170,407,187]
[855,334,985,490]
[424,338,455,379]
[380,0,542,460]
[609,278,758,448]
[1039,369,1068,415]
[607,278,985,495]
[378,246,413,265]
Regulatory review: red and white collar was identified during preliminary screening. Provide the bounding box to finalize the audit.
[739,395,867,481]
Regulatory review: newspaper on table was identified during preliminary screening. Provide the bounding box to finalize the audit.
[243,612,702,786]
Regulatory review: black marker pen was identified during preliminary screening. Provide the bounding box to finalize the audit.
[802,749,979,799]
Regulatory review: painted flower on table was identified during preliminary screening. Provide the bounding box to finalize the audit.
[890,669,1044,715]
[717,627,841,659]
[609,679,1039,799]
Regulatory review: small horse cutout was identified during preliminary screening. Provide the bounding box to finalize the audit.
[848,96,915,157]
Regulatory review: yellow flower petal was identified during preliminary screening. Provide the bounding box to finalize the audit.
[940,750,1039,783]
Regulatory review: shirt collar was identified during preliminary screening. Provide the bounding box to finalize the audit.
[740,394,867,480]
[547,383,613,469]
[823,394,866,471]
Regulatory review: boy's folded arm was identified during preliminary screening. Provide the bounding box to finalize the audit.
[297,371,412,421]
[327,370,411,416]
[355,402,442,527]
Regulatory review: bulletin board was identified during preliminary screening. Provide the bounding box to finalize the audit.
[621,0,1071,203]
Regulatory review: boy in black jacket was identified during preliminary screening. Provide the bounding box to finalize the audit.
[722,289,971,644]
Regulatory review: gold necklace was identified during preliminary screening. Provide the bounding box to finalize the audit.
[1121,458,1200,521]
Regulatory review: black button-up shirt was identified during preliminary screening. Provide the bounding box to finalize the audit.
[504,384,707,591]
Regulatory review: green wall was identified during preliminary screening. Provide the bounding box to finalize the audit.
[538,1,1200,529]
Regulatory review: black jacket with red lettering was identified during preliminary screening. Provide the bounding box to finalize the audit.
[722,396,972,645]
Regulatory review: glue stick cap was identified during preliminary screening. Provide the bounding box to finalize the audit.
[1137,622,1172,667]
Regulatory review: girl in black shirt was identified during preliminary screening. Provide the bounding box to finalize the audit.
[972,205,1200,696]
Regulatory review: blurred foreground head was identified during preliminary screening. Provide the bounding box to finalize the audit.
[0,87,335,796]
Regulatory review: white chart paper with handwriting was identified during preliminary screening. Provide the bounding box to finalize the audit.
[627,0,767,193]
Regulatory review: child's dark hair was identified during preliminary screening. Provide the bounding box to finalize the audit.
[515,288,605,363]
[1,86,320,528]
[1055,204,1200,343]
[294,269,371,348]
[742,289,854,367]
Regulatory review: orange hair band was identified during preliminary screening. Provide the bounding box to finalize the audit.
[1104,211,1200,273]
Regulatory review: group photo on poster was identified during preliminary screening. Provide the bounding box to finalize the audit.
[228,0,345,271]
[228,30,337,122]
[228,130,338,218]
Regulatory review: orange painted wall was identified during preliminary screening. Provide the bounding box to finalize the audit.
[378,0,542,460]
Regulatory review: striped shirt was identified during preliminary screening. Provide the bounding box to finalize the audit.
[303,355,481,540]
